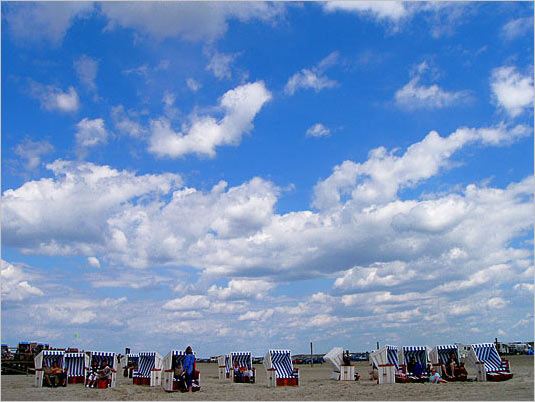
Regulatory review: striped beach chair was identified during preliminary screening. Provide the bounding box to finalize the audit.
[134,352,163,386]
[34,350,66,388]
[467,343,513,382]
[230,351,255,383]
[162,350,200,391]
[399,346,431,376]
[87,351,118,388]
[430,344,459,375]
[218,354,231,381]
[263,349,299,387]
[369,345,399,384]
[65,352,87,384]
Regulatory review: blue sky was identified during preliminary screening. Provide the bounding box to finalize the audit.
[1,1,533,358]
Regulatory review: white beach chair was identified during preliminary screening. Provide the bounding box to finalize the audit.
[133,352,163,386]
[263,349,299,387]
[369,345,399,384]
[64,352,87,384]
[34,350,66,387]
[86,351,118,388]
[399,345,431,376]
[162,350,200,392]
[323,347,355,381]
[230,351,255,383]
[466,343,513,382]
[218,354,231,382]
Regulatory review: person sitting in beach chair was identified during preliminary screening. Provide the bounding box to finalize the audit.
[50,361,67,387]
[429,367,447,384]
[454,362,468,381]
[441,353,456,381]
[173,360,187,392]
[233,360,244,383]
[98,360,112,386]
[86,360,99,388]
[407,357,423,379]
[43,363,55,387]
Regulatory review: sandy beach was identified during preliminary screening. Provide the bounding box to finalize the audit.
[1,355,532,401]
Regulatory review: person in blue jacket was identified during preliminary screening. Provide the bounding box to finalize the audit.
[182,346,195,392]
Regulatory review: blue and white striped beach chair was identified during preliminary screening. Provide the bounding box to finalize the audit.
[430,344,459,375]
[369,345,399,384]
[263,349,299,387]
[468,343,512,382]
[87,351,117,388]
[400,346,430,375]
[162,350,199,391]
[134,352,163,386]
[34,350,66,388]
[65,352,86,384]
[230,351,255,383]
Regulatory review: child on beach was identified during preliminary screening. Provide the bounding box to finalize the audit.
[86,360,99,388]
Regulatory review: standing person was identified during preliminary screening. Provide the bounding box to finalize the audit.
[343,350,352,366]
[182,346,195,392]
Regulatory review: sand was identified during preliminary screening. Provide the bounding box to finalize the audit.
[1,355,533,401]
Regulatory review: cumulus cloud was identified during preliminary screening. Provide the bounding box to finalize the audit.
[491,66,534,117]
[323,1,409,23]
[75,118,108,155]
[163,295,211,311]
[1,260,44,301]
[74,54,99,90]
[502,16,533,41]
[186,78,201,92]
[284,52,339,96]
[13,138,54,171]
[100,2,285,42]
[148,81,272,158]
[3,2,94,46]
[395,62,471,109]
[206,51,238,80]
[29,81,80,113]
[88,256,100,268]
[306,123,331,138]
[208,279,275,300]
[110,105,146,138]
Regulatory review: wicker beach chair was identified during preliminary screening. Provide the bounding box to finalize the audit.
[263,349,299,387]
[162,350,200,392]
[467,343,513,382]
[218,354,231,381]
[64,352,86,384]
[34,350,66,388]
[133,351,163,386]
[86,351,118,388]
[369,345,399,384]
[230,351,255,383]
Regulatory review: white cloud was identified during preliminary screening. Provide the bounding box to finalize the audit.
[208,279,275,300]
[100,2,285,42]
[206,51,238,80]
[4,2,94,46]
[110,105,146,138]
[395,62,470,109]
[29,81,80,113]
[284,52,339,96]
[74,54,99,90]
[75,118,108,150]
[163,295,211,311]
[502,16,533,41]
[186,78,201,92]
[148,81,272,158]
[306,123,331,138]
[487,297,509,309]
[13,138,54,170]
[88,257,100,268]
[514,283,534,293]
[491,66,534,117]
[1,260,44,301]
[238,309,274,321]
[323,1,409,23]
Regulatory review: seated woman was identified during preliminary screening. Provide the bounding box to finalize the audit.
[42,363,56,387]
[50,361,67,387]
[454,362,468,381]
[441,353,456,381]
[98,360,112,383]
[86,360,99,388]
[233,360,244,382]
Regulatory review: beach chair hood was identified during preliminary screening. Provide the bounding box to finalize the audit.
[324,347,344,372]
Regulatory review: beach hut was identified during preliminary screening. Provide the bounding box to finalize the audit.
[466,343,513,382]
[399,345,431,376]
[64,352,87,384]
[369,345,399,384]
[429,344,459,375]
[161,350,200,392]
[133,351,163,386]
[263,349,299,387]
[34,350,65,387]
[218,354,231,382]
[87,351,118,388]
[323,347,355,381]
[230,351,255,383]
